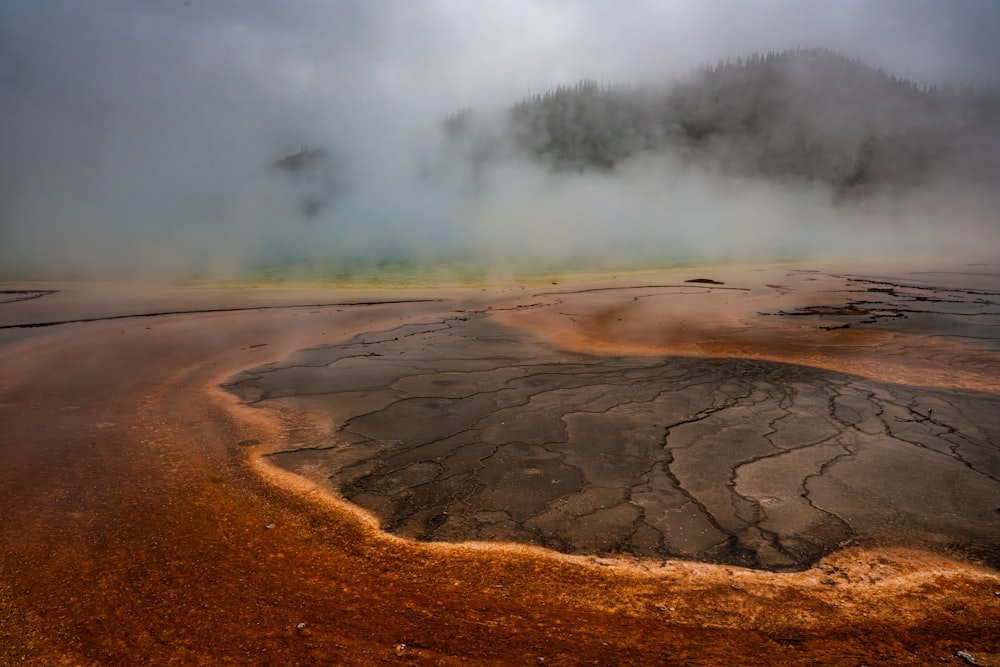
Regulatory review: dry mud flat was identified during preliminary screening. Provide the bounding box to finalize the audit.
[1,264,999,665]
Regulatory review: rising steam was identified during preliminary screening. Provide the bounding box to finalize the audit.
[1,2,998,281]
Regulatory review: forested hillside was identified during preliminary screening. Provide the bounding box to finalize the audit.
[444,49,1000,194]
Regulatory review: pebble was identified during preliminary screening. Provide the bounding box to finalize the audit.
[956,650,981,666]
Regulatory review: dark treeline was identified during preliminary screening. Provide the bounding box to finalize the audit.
[272,146,348,218]
[444,49,1000,194]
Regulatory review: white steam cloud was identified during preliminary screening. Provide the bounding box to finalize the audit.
[1,1,998,280]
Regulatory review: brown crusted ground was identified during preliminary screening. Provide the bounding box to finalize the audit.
[1,271,999,666]
[497,266,1000,394]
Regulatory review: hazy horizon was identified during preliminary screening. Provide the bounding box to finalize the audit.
[2,1,999,281]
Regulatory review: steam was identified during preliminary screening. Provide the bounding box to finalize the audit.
[1,1,998,281]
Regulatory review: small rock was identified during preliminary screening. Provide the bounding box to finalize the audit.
[731,584,743,590]
[956,651,982,666]
[265,523,276,530]
[395,643,407,656]
[297,622,306,629]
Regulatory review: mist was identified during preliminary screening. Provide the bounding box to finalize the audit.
[2,1,999,281]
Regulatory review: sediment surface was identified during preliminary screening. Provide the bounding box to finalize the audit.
[228,313,1000,570]
[2,265,999,665]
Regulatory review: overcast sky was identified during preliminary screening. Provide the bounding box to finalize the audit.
[2,1,999,278]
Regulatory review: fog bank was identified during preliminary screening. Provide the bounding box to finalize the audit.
[1,1,998,280]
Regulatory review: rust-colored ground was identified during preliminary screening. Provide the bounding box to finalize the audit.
[1,268,999,665]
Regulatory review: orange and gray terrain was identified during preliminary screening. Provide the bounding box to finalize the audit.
[1,264,999,665]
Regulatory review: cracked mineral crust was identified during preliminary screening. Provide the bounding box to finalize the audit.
[226,305,1000,571]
